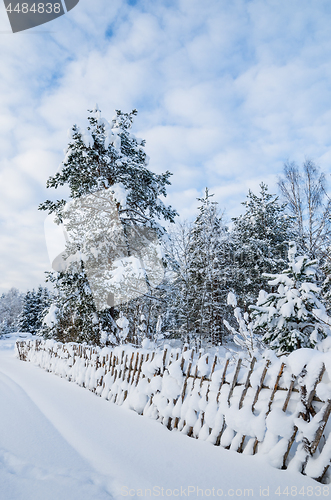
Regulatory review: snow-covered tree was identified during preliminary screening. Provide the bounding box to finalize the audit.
[18,286,51,334]
[164,220,196,341]
[187,188,228,344]
[39,107,177,345]
[250,242,331,353]
[40,107,177,233]
[17,290,33,333]
[164,188,228,344]
[0,288,23,335]
[40,264,118,344]
[278,159,331,259]
[164,191,233,345]
[321,244,331,314]
[224,292,264,360]
[231,183,294,309]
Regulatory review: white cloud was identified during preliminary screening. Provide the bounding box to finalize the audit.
[1,0,331,292]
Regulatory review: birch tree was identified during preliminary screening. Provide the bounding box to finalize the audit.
[278,159,331,259]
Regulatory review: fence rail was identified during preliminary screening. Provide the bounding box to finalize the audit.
[16,339,331,483]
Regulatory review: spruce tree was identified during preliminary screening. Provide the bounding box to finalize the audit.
[17,290,33,333]
[40,263,118,344]
[39,107,177,345]
[250,242,331,353]
[231,183,294,309]
[165,191,233,345]
[18,286,51,334]
[187,188,227,344]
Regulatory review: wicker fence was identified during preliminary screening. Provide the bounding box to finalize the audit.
[16,339,331,483]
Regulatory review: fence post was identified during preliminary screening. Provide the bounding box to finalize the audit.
[252,362,285,455]
[130,351,140,385]
[215,358,241,446]
[172,361,193,430]
[284,364,326,471]
[136,354,144,386]
[236,357,257,452]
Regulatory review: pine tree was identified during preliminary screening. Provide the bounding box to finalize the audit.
[231,183,294,309]
[250,242,331,353]
[39,107,177,345]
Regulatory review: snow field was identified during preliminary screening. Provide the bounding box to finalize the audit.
[1,339,322,500]
[17,339,331,484]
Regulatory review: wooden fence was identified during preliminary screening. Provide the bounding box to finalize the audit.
[16,339,331,483]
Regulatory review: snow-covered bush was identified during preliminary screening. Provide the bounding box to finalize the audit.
[250,242,331,353]
[223,292,264,359]
[116,312,129,344]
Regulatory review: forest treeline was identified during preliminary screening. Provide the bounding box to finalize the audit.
[2,109,331,355]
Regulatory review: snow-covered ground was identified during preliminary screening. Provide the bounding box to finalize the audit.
[0,334,321,499]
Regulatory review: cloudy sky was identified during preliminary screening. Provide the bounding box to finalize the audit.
[1,0,331,293]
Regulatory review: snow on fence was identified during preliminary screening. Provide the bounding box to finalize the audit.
[16,339,331,483]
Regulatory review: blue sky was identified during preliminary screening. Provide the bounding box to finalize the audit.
[1,0,331,292]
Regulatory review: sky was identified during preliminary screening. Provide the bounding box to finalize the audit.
[1,0,331,293]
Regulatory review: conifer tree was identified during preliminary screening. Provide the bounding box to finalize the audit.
[39,267,119,344]
[187,188,227,344]
[231,183,294,309]
[39,107,177,345]
[250,242,331,353]
[18,286,51,334]
[165,191,232,345]
[17,290,33,333]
